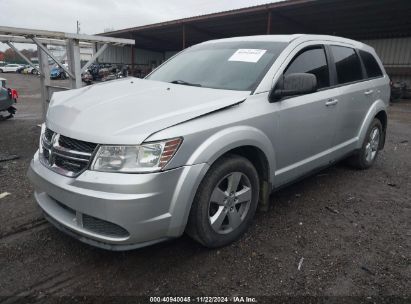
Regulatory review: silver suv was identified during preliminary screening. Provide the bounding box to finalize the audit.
[28,35,389,250]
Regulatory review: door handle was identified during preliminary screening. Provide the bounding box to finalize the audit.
[364,89,374,95]
[325,98,338,106]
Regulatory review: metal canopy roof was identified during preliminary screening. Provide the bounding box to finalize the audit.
[0,26,135,45]
[102,0,411,52]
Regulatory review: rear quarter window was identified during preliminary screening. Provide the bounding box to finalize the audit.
[331,46,363,85]
[359,50,383,78]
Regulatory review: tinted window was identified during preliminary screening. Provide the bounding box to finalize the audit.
[359,50,383,78]
[148,41,287,91]
[331,46,363,84]
[285,47,330,89]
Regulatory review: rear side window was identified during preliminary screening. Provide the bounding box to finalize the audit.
[331,46,363,84]
[359,50,383,78]
[285,47,330,89]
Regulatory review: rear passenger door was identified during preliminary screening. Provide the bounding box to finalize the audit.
[328,45,371,149]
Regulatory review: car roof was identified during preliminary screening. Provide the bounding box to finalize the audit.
[201,34,368,49]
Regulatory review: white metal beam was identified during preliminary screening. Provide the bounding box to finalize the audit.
[0,35,92,47]
[37,42,50,120]
[0,26,135,45]
[81,43,108,73]
[66,39,82,88]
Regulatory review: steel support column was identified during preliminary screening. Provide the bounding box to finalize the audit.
[66,39,82,88]
[131,45,135,76]
[182,24,186,49]
[37,43,50,120]
[267,10,272,34]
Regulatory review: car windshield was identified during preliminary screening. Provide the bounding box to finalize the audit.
[147,41,287,91]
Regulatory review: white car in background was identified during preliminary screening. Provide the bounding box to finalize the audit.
[23,65,40,75]
[0,64,23,73]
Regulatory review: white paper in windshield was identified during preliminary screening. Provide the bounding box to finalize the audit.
[228,49,267,63]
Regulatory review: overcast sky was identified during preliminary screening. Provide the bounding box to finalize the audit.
[0,0,279,51]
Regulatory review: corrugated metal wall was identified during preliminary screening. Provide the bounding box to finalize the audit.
[363,37,411,67]
[165,51,179,60]
[362,37,411,84]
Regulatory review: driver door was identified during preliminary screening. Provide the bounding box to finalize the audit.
[273,44,340,186]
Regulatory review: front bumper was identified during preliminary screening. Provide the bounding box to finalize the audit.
[28,151,208,250]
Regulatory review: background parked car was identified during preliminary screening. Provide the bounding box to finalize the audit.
[50,65,68,80]
[0,64,24,73]
[17,65,30,73]
[22,65,40,75]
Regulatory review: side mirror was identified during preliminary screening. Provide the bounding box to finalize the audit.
[269,73,317,102]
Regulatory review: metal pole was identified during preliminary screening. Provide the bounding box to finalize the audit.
[182,24,186,49]
[131,45,135,76]
[37,43,50,120]
[66,38,82,88]
[267,11,272,34]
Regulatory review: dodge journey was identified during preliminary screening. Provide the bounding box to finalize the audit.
[28,34,389,250]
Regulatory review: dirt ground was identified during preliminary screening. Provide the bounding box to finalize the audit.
[0,73,410,302]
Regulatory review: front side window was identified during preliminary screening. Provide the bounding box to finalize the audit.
[147,41,287,91]
[284,47,330,89]
[359,50,383,78]
[331,46,363,84]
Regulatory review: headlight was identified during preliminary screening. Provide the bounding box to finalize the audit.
[91,138,182,173]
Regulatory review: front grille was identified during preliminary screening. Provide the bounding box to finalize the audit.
[59,135,97,154]
[55,155,85,173]
[82,214,129,238]
[40,128,98,177]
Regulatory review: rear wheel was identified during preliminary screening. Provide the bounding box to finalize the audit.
[0,69,3,73]
[348,118,383,169]
[186,155,259,248]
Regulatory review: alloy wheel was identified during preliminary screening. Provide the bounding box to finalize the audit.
[365,127,380,163]
[208,172,252,234]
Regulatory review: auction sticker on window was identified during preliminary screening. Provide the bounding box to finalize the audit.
[228,49,267,63]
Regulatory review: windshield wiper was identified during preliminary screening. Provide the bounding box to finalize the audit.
[170,80,202,87]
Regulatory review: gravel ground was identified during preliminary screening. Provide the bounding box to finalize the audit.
[0,74,410,302]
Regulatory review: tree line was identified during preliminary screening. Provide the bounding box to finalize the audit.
[0,48,38,64]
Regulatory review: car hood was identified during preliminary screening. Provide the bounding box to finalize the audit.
[46,78,250,144]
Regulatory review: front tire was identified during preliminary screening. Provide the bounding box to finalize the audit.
[348,118,383,169]
[186,155,259,248]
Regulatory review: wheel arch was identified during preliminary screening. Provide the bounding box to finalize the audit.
[357,99,388,150]
[178,126,276,228]
[187,125,275,186]
[375,109,387,149]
